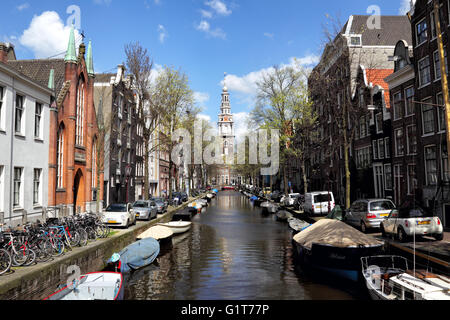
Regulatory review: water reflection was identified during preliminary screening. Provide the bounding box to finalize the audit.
[124,191,360,300]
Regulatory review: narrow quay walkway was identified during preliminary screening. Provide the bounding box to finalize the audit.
[0,195,204,300]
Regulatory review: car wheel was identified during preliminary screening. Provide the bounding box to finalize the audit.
[361,222,367,233]
[397,227,408,243]
[380,224,386,238]
[434,233,444,241]
[125,219,129,229]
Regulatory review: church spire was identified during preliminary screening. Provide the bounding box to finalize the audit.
[86,40,94,77]
[64,24,77,63]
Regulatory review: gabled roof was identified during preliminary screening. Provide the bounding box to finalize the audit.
[94,73,115,83]
[365,68,394,108]
[346,15,412,46]
[7,59,66,94]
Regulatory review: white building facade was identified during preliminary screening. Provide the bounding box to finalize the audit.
[0,62,52,227]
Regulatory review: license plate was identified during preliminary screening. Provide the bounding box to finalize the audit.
[108,220,117,224]
[380,214,389,217]
[417,221,430,225]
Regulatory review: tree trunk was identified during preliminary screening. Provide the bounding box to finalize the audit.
[284,164,289,194]
[301,160,308,194]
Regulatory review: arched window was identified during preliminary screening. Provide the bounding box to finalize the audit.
[92,138,97,189]
[57,125,64,188]
[76,78,85,146]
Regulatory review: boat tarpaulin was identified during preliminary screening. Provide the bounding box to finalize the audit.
[293,219,384,250]
[109,237,160,273]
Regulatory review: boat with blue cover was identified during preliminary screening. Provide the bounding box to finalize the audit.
[107,237,160,273]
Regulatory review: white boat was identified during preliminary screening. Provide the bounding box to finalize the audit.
[137,225,173,242]
[44,272,124,300]
[157,221,192,234]
[361,255,450,300]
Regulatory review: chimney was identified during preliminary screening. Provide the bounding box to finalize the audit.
[115,64,125,85]
[0,42,13,63]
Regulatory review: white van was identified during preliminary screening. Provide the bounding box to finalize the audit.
[304,191,335,216]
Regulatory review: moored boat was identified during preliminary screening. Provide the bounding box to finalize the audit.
[288,217,310,233]
[44,272,124,300]
[276,210,293,222]
[361,255,450,300]
[107,237,160,273]
[293,219,384,282]
[136,225,173,243]
[157,221,192,234]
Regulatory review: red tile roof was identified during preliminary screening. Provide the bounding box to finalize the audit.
[366,69,394,109]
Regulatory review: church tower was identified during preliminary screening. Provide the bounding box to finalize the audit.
[216,73,237,186]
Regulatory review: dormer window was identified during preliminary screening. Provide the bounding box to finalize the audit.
[349,35,362,47]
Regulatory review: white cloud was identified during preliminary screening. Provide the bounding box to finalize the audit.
[233,112,250,142]
[19,11,81,59]
[194,92,210,105]
[263,33,274,39]
[196,20,226,39]
[222,54,319,100]
[93,0,112,5]
[205,0,231,16]
[149,63,164,84]
[157,24,168,43]
[200,9,213,19]
[16,3,30,11]
[399,0,415,15]
[197,113,212,122]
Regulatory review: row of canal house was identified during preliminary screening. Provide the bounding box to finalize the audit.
[307,1,450,229]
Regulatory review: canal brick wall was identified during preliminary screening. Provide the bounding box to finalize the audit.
[0,196,202,300]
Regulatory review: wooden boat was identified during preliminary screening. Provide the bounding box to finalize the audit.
[44,272,124,300]
[172,208,193,221]
[157,221,192,234]
[107,237,160,273]
[361,256,450,300]
[276,210,293,222]
[288,217,310,233]
[137,226,173,243]
[293,219,384,282]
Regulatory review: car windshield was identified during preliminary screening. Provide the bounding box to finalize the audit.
[133,201,148,208]
[153,198,164,202]
[314,194,332,203]
[370,201,395,211]
[106,204,127,212]
[399,207,432,218]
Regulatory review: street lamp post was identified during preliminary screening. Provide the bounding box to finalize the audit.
[125,165,132,203]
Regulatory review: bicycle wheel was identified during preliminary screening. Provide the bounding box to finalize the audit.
[0,249,12,275]
[85,227,97,241]
[10,244,30,266]
[52,238,65,256]
[68,230,80,247]
[35,239,53,262]
[77,228,88,247]
[23,248,36,266]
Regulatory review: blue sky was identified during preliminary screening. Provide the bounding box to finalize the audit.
[1,0,411,135]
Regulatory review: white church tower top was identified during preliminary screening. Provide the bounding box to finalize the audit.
[218,72,234,137]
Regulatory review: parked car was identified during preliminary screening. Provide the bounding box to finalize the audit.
[380,205,444,242]
[270,190,283,203]
[263,187,271,196]
[132,200,158,221]
[180,192,188,202]
[304,191,335,216]
[151,197,168,214]
[345,199,395,233]
[170,192,182,206]
[102,203,136,228]
[281,193,301,207]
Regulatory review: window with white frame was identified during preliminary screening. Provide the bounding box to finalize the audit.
[430,4,445,39]
[378,139,385,159]
[384,164,392,190]
[405,87,415,116]
[359,116,367,138]
[407,164,417,195]
[422,98,435,134]
[57,126,64,188]
[442,145,450,182]
[433,50,448,80]
[376,113,383,133]
[394,128,404,156]
[385,137,391,158]
[15,94,24,134]
[437,93,446,131]
[394,165,403,205]
[33,168,41,205]
[13,167,22,207]
[0,165,3,212]
[425,145,438,186]
[407,125,417,155]
[0,86,4,130]
[416,18,428,46]
[76,81,85,146]
[373,141,378,160]
[418,57,432,87]
[393,92,403,120]
[34,102,42,138]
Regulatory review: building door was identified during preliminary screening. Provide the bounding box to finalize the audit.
[373,164,384,198]
[73,169,85,214]
[444,204,450,229]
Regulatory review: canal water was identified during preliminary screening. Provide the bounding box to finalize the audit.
[124,191,369,300]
